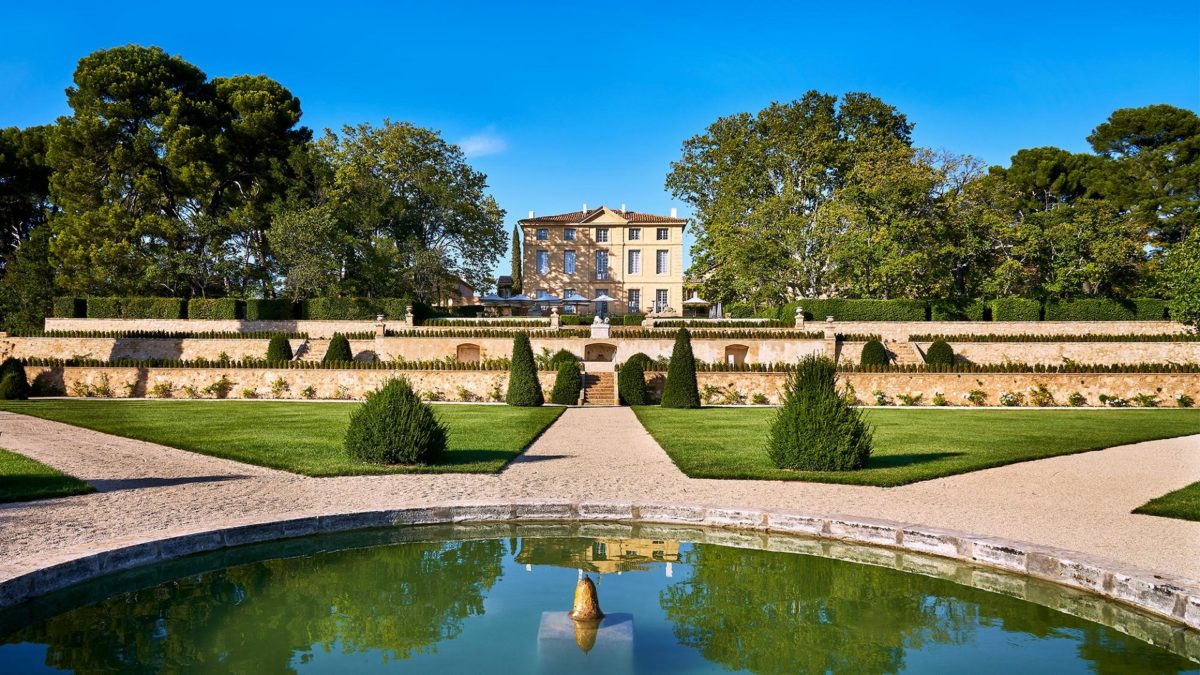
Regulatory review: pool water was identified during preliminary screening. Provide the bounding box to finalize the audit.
[0,525,1195,674]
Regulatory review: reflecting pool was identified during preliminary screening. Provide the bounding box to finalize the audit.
[0,524,1196,674]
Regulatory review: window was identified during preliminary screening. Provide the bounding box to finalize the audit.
[656,227,669,241]
[563,250,576,274]
[595,250,608,280]
[595,288,609,317]
[595,228,609,243]
[564,228,576,241]
[656,289,669,312]
[536,250,548,274]
[563,288,576,314]
[536,228,548,241]
[627,249,641,274]
[656,250,669,274]
[628,227,641,241]
[628,289,641,314]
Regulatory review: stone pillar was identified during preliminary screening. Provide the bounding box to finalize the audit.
[404,305,415,328]
[824,318,838,360]
[549,306,560,330]
[794,307,805,329]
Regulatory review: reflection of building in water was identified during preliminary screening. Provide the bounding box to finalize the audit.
[516,538,681,574]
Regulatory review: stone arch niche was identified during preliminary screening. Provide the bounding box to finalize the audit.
[724,344,749,366]
[456,343,481,363]
[584,343,617,362]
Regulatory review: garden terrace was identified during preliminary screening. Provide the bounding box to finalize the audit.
[909,333,1200,342]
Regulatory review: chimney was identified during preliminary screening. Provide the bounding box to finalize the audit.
[620,203,626,214]
[670,207,678,218]
[528,210,535,219]
[582,202,588,213]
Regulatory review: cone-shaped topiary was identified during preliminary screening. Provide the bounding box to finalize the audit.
[768,355,872,471]
[324,334,353,363]
[344,378,447,465]
[0,358,29,400]
[617,353,649,405]
[661,328,700,408]
[267,334,294,361]
[506,332,544,406]
[860,339,889,366]
[548,348,578,369]
[924,339,954,366]
[550,361,582,405]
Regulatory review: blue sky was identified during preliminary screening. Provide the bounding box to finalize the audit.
[2,1,1198,274]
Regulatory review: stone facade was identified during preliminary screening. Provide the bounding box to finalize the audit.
[374,336,826,365]
[915,341,1200,366]
[830,320,1187,341]
[42,318,381,338]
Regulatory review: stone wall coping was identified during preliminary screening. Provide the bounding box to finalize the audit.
[1,501,1197,633]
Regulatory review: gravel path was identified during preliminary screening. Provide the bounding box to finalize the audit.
[1,407,1198,584]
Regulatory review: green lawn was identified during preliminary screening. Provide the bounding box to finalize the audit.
[633,407,1200,487]
[0,401,564,476]
[1134,482,1200,522]
[0,448,94,503]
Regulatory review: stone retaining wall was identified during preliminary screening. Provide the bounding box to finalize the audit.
[375,336,826,365]
[43,318,381,338]
[0,503,1196,638]
[828,320,1187,341]
[646,371,1200,406]
[916,341,1200,366]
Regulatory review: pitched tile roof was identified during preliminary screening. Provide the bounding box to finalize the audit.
[519,205,685,225]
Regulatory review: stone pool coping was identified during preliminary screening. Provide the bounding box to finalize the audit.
[2,501,1198,634]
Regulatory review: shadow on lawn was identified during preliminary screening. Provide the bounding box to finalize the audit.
[442,449,526,466]
[866,452,966,469]
[0,475,94,503]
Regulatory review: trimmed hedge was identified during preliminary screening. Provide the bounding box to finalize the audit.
[0,358,30,400]
[86,297,186,320]
[929,299,987,321]
[617,353,650,405]
[1044,298,1170,321]
[245,299,296,321]
[623,314,646,326]
[301,296,409,320]
[324,334,353,362]
[860,339,889,366]
[267,335,294,361]
[344,378,447,465]
[506,333,544,406]
[785,299,927,322]
[768,355,872,471]
[923,339,955,366]
[187,298,244,320]
[910,333,1200,343]
[990,297,1042,321]
[661,327,700,408]
[53,297,86,318]
[548,348,579,369]
[550,361,582,405]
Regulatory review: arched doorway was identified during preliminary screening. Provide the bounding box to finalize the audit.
[456,343,481,363]
[584,343,617,362]
[724,344,749,366]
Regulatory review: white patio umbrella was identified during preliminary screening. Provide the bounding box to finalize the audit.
[479,293,506,304]
[562,291,591,305]
[682,292,710,306]
[591,293,617,303]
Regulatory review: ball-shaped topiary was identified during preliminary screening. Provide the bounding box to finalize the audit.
[344,378,447,465]
[506,332,544,406]
[767,355,873,471]
[661,328,700,408]
[924,339,955,366]
[267,334,294,362]
[550,361,583,405]
[859,339,889,367]
[617,354,649,405]
[548,348,578,369]
[0,358,30,400]
[323,334,353,363]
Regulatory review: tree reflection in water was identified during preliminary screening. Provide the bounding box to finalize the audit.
[7,539,505,674]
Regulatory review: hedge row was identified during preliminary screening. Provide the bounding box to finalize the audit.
[751,297,1174,322]
[910,333,1200,343]
[52,297,418,321]
[424,318,549,327]
[655,319,787,328]
[7,330,309,339]
[610,328,824,340]
[21,357,515,371]
[635,360,1200,374]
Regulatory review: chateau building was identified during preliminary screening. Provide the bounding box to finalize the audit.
[519,205,687,316]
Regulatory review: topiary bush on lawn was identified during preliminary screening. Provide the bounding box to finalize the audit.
[767,355,872,471]
[924,339,955,366]
[550,360,582,405]
[0,357,31,400]
[860,339,889,366]
[618,353,649,405]
[661,327,700,408]
[324,334,353,363]
[267,334,294,361]
[548,348,579,369]
[506,332,544,406]
[344,378,447,465]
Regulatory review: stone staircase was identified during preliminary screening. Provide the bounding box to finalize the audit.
[582,372,617,406]
[885,339,924,366]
